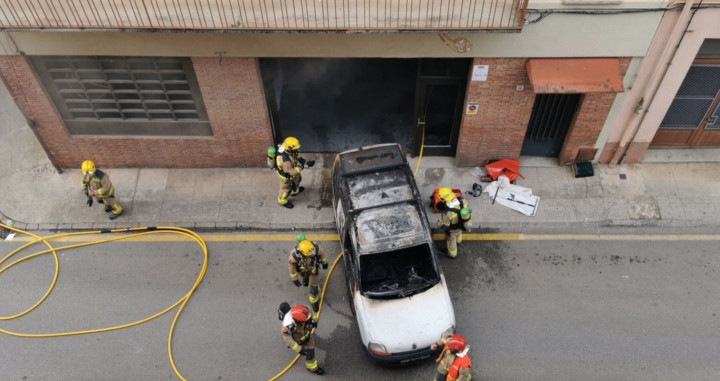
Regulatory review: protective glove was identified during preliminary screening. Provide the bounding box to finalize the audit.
[292,279,301,288]
[322,262,328,270]
[306,159,315,167]
[298,348,307,356]
[86,196,93,207]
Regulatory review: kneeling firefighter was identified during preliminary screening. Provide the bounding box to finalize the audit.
[436,188,471,258]
[431,334,473,381]
[278,303,325,375]
[288,240,328,313]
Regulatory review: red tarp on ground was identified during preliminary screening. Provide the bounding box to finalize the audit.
[486,159,525,182]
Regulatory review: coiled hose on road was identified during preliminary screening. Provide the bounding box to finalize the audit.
[0,222,342,380]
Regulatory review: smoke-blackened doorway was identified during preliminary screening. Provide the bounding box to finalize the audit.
[260,58,417,153]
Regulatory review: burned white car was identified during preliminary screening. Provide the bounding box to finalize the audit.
[331,143,456,364]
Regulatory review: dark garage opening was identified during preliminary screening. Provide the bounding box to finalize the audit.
[260,58,417,153]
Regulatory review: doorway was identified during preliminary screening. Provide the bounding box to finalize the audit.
[414,59,471,156]
[521,94,582,157]
[259,58,417,153]
[259,58,469,155]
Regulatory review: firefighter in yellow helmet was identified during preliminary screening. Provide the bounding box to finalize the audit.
[279,303,325,375]
[288,239,328,313]
[81,160,123,220]
[436,188,471,258]
[274,137,315,209]
[431,334,473,381]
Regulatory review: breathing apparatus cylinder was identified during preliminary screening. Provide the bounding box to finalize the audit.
[267,147,277,169]
[460,207,472,230]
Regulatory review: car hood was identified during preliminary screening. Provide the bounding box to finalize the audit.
[355,275,455,353]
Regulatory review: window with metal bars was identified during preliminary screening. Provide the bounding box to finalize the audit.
[31,56,211,136]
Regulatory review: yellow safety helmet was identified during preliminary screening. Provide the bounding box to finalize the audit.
[282,137,301,152]
[438,187,456,203]
[298,240,316,257]
[81,160,96,174]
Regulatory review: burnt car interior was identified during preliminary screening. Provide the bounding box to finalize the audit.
[359,244,439,298]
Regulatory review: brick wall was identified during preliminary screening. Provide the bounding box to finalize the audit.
[0,56,273,168]
[559,58,631,165]
[456,57,631,167]
[456,58,535,167]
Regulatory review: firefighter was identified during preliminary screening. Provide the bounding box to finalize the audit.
[289,240,328,313]
[436,188,471,258]
[431,334,473,381]
[275,137,315,209]
[81,160,123,220]
[279,303,325,375]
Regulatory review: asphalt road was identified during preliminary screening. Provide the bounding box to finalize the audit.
[1,227,719,381]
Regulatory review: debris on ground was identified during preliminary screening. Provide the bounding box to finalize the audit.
[484,175,540,216]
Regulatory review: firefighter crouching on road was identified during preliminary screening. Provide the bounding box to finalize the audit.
[436,188,471,258]
[279,303,325,376]
[81,160,123,220]
[273,137,315,209]
[431,334,473,381]
[289,240,328,313]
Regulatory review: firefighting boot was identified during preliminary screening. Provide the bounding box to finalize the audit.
[104,205,112,212]
[109,205,123,220]
[290,186,305,196]
[302,277,309,287]
[282,202,294,209]
[310,367,324,376]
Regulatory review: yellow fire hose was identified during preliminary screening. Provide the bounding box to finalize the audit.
[0,221,343,380]
[413,124,426,178]
[0,222,207,380]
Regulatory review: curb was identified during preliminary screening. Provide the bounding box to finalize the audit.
[3,215,719,233]
[0,209,27,232]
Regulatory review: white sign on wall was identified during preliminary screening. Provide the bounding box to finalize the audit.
[471,65,489,81]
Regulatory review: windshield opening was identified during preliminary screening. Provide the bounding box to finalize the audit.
[359,244,439,299]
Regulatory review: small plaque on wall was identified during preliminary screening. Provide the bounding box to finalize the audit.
[471,65,489,81]
[466,102,479,115]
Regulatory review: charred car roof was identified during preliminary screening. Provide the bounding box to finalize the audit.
[338,144,430,255]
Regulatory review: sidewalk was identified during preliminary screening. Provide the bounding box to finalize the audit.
[3,83,720,232]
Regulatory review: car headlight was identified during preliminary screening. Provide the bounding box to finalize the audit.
[368,341,390,356]
[441,325,455,338]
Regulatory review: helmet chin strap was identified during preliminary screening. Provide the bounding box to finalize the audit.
[456,346,470,357]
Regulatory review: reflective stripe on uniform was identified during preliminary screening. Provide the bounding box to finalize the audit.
[278,192,290,204]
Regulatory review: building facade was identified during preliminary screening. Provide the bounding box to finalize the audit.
[601,1,720,165]
[3,0,702,169]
